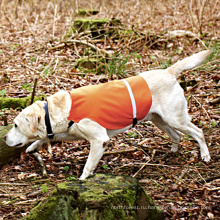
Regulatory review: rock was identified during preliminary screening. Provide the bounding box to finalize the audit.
[24,174,163,220]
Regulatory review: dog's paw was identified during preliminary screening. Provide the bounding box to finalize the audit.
[26,142,39,153]
[26,145,35,153]
[79,175,86,180]
[171,145,178,152]
[202,153,211,162]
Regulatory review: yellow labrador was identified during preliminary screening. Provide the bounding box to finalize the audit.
[4,50,211,180]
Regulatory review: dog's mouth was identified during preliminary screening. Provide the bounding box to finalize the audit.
[14,143,23,147]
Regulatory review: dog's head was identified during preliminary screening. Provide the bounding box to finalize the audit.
[4,101,46,147]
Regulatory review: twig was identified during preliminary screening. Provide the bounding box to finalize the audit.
[3,115,8,126]
[27,190,42,198]
[66,39,111,57]
[134,163,178,169]
[208,187,220,191]
[194,187,220,191]
[139,122,186,147]
[48,43,66,51]
[53,4,57,38]
[0,193,23,198]
[30,78,38,105]
[188,0,200,31]
[198,0,207,34]
[0,183,29,186]
[132,149,156,178]
[104,147,137,155]
[174,167,189,186]
[13,199,38,205]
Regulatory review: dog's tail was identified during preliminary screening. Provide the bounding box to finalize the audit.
[167,50,212,78]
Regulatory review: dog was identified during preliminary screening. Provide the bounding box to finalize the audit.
[4,50,211,180]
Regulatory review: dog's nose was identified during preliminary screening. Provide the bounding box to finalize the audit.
[3,135,6,141]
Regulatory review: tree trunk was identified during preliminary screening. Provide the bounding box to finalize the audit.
[24,174,163,220]
[0,125,26,165]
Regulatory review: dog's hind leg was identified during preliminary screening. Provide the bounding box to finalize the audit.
[151,113,181,152]
[173,121,211,162]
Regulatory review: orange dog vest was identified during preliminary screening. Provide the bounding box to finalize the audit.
[68,75,152,129]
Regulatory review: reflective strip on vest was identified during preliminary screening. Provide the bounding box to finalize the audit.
[122,79,137,120]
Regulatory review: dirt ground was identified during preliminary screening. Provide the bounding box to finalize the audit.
[0,0,219,219]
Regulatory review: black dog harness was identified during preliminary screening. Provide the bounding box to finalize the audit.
[44,102,74,140]
[44,102,54,140]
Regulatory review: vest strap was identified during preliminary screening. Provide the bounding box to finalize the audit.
[122,79,137,127]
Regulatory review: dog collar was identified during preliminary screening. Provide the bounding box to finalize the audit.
[44,102,54,140]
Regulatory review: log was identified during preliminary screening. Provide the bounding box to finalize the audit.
[0,125,50,176]
[0,125,26,165]
[24,174,163,220]
[0,96,44,109]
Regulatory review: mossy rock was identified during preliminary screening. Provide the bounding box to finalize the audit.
[66,18,121,38]
[0,125,27,165]
[76,9,99,16]
[24,174,163,220]
[0,95,45,110]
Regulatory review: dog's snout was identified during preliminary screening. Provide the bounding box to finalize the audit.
[3,135,7,141]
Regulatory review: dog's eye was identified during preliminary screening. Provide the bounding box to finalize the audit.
[15,124,18,128]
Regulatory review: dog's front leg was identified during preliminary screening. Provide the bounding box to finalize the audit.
[32,152,47,177]
[26,139,50,153]
[79,139,105,180]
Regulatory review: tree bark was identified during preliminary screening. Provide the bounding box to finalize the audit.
[24,174,163,220]
[0,125,26,165]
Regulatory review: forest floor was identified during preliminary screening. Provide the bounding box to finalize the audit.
[0,0,219,219]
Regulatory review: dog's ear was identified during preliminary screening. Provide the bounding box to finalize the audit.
[25,113,41,134]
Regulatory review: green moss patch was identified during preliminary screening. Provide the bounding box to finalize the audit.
[66,18,121,38]
[24,174,163,220]
[76,9,99,16]
[0,95,45,110]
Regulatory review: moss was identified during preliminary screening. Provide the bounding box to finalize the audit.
[0,95,45,110]
[25,174,163,220]
[66,18,121,38]
[76,9,99,16]
[23,196,57,220]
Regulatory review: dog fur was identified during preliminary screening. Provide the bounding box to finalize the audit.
[4,50,212,180]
